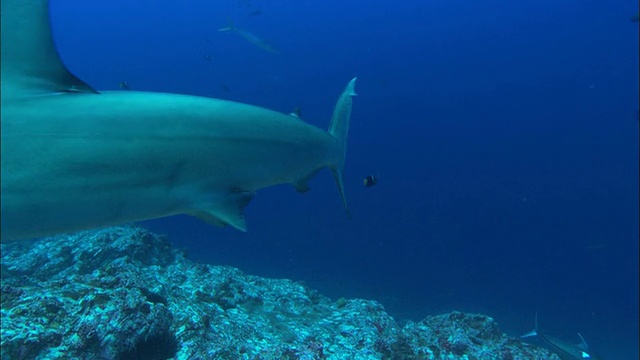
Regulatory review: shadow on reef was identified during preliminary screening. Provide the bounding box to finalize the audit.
[118,330,178,360]
[1,227,560,359]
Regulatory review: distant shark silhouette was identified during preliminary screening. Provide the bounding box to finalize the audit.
[218,20,280,54]
[0,0,357,241]
[521,313,601,360]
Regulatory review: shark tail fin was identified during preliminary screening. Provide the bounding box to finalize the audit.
[520,312,539,338]
[327,77,357,214]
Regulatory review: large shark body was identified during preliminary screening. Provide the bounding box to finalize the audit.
[0,0,356,241]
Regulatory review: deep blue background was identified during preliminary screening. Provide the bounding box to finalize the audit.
[51,0,638,358]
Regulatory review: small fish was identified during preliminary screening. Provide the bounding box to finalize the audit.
[219,20,280,54]
[221,84,231,92]
[363,175,378,188]
[119,80,131,90]
[249,10,262,16]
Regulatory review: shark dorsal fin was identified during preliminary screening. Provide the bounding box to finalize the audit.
[520,311,539,339]
[1,0,96,96]
[576,333,589,351]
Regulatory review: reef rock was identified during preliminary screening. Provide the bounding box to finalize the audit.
[1,227,559,359]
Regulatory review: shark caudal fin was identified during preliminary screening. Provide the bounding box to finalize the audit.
[328,77,357,213]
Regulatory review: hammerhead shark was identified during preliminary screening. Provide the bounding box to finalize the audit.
[521,313,601,360]
[219,20,280,54]
[0,0,357,241]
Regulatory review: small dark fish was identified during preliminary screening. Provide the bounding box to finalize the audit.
[119,81,131,90]
[363,175,378,188]
[221,84,231,92]
[249,10,262,16]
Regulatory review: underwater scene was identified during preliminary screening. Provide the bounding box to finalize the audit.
[1,0,638,359]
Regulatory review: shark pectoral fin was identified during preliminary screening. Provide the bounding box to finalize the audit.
[188,210,228,228]
[289,107,302,119]
[520,329,538,338]
[218,19,235,32]
[293,169,322,193]
[189,190,255,231]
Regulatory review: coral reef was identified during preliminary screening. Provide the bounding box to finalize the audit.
[1,227,559,359]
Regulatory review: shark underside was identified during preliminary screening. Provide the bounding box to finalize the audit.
[0,0,357,241]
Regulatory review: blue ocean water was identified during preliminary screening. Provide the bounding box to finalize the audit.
[51,0,638,358]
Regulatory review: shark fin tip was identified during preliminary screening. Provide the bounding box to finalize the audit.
[189,190,254,232]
